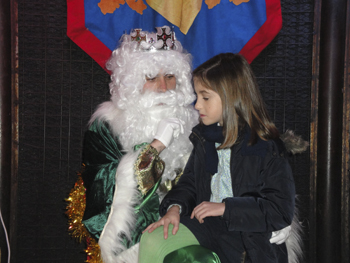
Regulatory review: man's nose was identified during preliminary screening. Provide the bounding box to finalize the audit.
[157,77,167,92]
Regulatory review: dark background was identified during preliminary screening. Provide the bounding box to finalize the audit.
[17,0,312,262]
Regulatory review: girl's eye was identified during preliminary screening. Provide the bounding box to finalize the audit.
[203,97,209,101]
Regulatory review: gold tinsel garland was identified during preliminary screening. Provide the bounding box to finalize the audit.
[65,167,103,263]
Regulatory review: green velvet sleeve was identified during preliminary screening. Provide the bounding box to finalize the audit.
[81,120,124,240]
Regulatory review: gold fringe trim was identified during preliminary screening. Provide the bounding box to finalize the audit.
[134,145,164,195]
[65,166,103,263]
[86,237,103,263]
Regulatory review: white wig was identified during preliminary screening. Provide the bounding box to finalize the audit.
[105,30,196,110]
[90,28,199,181]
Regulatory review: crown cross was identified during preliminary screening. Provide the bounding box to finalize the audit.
[131,29,146,44]
[157,27,173,49]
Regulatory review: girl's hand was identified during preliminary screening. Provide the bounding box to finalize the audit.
[142,206,180,239]
[191,201,225,223]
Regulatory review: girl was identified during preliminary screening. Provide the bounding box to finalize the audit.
[139,53,295,263]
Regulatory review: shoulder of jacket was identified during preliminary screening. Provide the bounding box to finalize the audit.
[240,129,308,158]
[239,136,287,158]
[268,138,288,158]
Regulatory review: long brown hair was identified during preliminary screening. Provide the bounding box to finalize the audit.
[193,53,279,148]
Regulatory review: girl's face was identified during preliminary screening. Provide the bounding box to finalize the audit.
[194,79,223,126]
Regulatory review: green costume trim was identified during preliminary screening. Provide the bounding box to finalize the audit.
[134,142,148,151]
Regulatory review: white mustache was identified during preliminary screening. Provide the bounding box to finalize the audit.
[138,90,178,108]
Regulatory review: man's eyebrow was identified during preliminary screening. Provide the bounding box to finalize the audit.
[146,74,159,78]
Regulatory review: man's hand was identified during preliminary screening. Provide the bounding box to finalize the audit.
[154,118,185,148]
[269,225,292,244]
[143,206,180,239]
[190,201,225,224]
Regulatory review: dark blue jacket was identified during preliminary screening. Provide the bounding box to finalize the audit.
[160,124,295,261]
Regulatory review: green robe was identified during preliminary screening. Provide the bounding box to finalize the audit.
[81,120,160,248]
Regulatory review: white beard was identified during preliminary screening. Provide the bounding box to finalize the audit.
[94,92,199,263]
[90,90,199,181]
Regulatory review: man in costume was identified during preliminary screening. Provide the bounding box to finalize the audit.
[66,26,199,263]
[66,26,303,263]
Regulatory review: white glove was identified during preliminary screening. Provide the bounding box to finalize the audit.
[269,225,291,244]
[154,118,185,147]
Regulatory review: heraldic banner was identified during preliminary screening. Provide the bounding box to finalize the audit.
[67,0,282,72]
